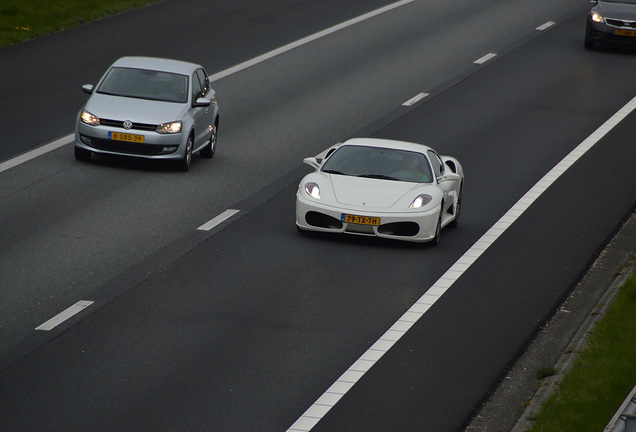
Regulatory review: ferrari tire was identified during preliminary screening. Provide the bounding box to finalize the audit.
[431,211,442,246]
[450,184,462,228]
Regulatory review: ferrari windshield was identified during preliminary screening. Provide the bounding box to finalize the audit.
[97,67,188,103]
[321,145,433,183]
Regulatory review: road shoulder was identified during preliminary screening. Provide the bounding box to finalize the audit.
[465,210,636,432]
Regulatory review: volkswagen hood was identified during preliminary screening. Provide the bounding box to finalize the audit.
[85,93,187,125]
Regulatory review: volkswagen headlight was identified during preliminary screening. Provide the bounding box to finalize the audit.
[156,121,182,134]
[80,110,100,126]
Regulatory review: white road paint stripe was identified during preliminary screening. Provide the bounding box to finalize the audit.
[286,96,636,432]
[402,92,429,107]
[536,21,556,31]
[198,209,240,231]
[0,133,73,174]
[474,53,497,64]
[208,0,415,82]
[35,300,94,331]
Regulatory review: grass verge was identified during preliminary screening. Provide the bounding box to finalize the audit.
[528,270,636,431]
[0,0,162,49]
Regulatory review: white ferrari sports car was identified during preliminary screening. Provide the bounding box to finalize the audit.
[295,138,464,244]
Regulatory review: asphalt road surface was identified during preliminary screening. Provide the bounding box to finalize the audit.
[0,1,635,431]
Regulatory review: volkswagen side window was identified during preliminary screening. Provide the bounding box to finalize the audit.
[191,73,203,102]
[195,69,209,97]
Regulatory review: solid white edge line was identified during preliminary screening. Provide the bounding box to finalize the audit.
[402,92,430,107]
[536,21,556,31]
[208,0,415,82]
[286,95,636,432]
[198,209,240,231]
[35,300,94,331]
[0,133,73,174]
[474,53,497,64]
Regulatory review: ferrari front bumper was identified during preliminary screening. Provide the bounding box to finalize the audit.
[295,193,441,243]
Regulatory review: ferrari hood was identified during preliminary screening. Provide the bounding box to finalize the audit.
[330,175,418,209]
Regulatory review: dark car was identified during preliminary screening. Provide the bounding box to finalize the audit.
[585,0,636,49]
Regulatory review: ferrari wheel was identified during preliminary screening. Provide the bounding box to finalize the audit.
[431,211,442,246]
[450,184,462,228]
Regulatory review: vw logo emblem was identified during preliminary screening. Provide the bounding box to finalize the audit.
[123,120,133,130]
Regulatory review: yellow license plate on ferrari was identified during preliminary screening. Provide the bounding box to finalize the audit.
[342,214,380,226]
[109,132,144,143]
[615,29,636,37]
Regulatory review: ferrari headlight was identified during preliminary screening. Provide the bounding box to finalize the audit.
[305,182,321,199]
[156,120,182,134]
[410,194,433,209]
[80,109,100,126]
[591,12,603,23]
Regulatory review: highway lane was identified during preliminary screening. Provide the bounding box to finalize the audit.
[315,24,636,431]
[0,0,413,352]
[0,0,587,160]
[1,5,635,432]
[0,0,589,358]
[0,0,395,161]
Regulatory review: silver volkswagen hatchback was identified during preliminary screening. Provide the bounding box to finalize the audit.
[75,56,219,171]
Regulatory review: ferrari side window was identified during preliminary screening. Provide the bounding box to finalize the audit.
[428,150,444,178]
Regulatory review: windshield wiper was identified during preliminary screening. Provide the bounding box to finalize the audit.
[358,174,401,181]
[322,169,348,175]
[97,90,124,96]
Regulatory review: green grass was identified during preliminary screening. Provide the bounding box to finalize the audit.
[528,271,636,432]
[0,0,162,49]
[536,366,557,380]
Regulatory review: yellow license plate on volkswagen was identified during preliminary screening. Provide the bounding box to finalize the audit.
[342,214,380,226]
[109,132,144,143]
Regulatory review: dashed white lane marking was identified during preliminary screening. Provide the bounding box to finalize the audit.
[536,21,556,31]
[0,134,73,174]
[35,300,94,331]
[209,0,415,82]
[286,96,636,432]
[198,209,240,231]
[402,92,429,107]
[474,52,497,64]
